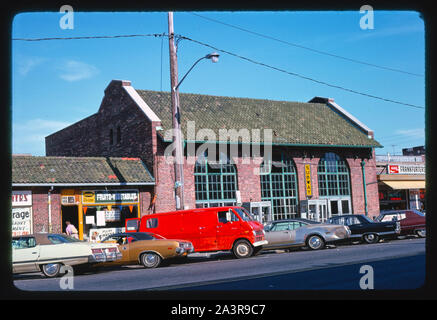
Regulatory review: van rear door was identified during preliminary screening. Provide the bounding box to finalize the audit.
[125,218,140,233]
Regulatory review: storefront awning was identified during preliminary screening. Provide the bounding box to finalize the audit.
[380,180,425,190]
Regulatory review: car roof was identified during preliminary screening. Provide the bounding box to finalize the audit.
[329,214,358,218]
[12,233,66,245]
[270,218,319,224]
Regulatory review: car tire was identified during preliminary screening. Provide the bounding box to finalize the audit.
[306,235,325,250]
[232,240,253,259]
[363,233,379,244]
[141,252,162,268]
[415,229,426,238]
[41,263,62,278]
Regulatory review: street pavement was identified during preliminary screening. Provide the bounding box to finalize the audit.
[12,237,425,291]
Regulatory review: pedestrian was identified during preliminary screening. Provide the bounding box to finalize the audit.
[65,221,79,239]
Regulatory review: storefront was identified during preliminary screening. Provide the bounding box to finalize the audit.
[79,189,141,241]
[12,155,155,239]
[377,161,426,212]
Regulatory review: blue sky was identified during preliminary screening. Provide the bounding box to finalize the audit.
[12,10,425,156]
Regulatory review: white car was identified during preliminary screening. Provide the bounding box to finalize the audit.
[12,233,122,277]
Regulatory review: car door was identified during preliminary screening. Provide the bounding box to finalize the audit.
[216,209,241,250]
[345,216,365,236]
[12,237,40,273]
[265,222,293,247]
[109,235,132,265]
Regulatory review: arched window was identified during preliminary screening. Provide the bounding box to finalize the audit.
[318,152,352,216]
[260,154,298,220]
[318,153,351,196]
[194,151,238,208]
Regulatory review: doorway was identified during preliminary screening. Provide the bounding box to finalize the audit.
[61,205,79,234]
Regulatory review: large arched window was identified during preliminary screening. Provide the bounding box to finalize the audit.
[318,152,352,215]
[260,154,298,220]
[318,153,351,196]
[194,151,238,208]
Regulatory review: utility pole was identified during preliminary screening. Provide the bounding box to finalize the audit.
[168,12,185,210]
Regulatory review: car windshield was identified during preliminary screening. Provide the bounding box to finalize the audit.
[412,209,425,217]
[48,234,83,244]
[234,208,254,221]
[149,233,167,240]
[299,219,320,225]
[359,215,375,223]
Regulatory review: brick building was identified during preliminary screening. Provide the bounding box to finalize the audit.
[46,80,382,222]
[12,155,154,240]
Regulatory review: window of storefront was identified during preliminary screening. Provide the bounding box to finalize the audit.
[194,151,238,208]
[318,152,352,215]
[84,205,138,242]
[80,189,140,241]
[260,154,298,220]
[379,189,408,211]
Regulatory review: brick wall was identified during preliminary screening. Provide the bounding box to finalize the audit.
[45,80,380,217]
[46,80,160,176]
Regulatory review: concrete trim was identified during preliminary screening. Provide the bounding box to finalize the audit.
[122,83,161,123]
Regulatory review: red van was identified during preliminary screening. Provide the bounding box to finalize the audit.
[125,206,267,258]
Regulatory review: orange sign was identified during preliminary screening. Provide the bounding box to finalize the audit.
[305,164,312,197]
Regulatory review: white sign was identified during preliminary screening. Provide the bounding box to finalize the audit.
[85,215,95,225]
[12,207,33,236]
[89,227,125,243]
[388,164,425,175]
[96,211,106,227]
[105,209,121,222]
[12,191,32,207]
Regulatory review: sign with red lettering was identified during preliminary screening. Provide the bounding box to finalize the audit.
[11,191,32,207]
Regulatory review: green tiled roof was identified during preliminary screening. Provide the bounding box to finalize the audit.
[136,90,381,148]
[12,156,155,185]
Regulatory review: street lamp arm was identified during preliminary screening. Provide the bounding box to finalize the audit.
[175,56,206,91]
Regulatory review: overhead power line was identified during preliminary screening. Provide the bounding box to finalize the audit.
[12,33,166,41]
[190,12,424,78]
[177,34,424,110]
[12,32,424,109]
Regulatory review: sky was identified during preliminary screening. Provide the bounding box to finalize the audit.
[11,9,425,156]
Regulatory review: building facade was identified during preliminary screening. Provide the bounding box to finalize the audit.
[45,80,382,222]
[12,156,155,240]
[376,154,426,212]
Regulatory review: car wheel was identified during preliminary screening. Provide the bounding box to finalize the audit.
[363,233,379,244]
[141,252,162,268]
[41,263,62,278]
[233,240,253,258]
[415,229,426,238]
[306,235,325,250]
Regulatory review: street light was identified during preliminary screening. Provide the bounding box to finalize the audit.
[170,52,220,210]
[175,52,220,91]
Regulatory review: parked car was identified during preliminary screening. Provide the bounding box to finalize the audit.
[12,233,122,277]
[326,214,400,244]
[98,232,194,268]
[375,210,426,238]
[126,206,267,259]
[262,218,351,251]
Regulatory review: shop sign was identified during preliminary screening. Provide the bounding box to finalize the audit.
[388,164,425,175]
[12,207,32,236]
[82,190,139,204]
[12,191,32,207]
[89,227,125,243]
[305,164,312,197]
[105,209,121,222]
